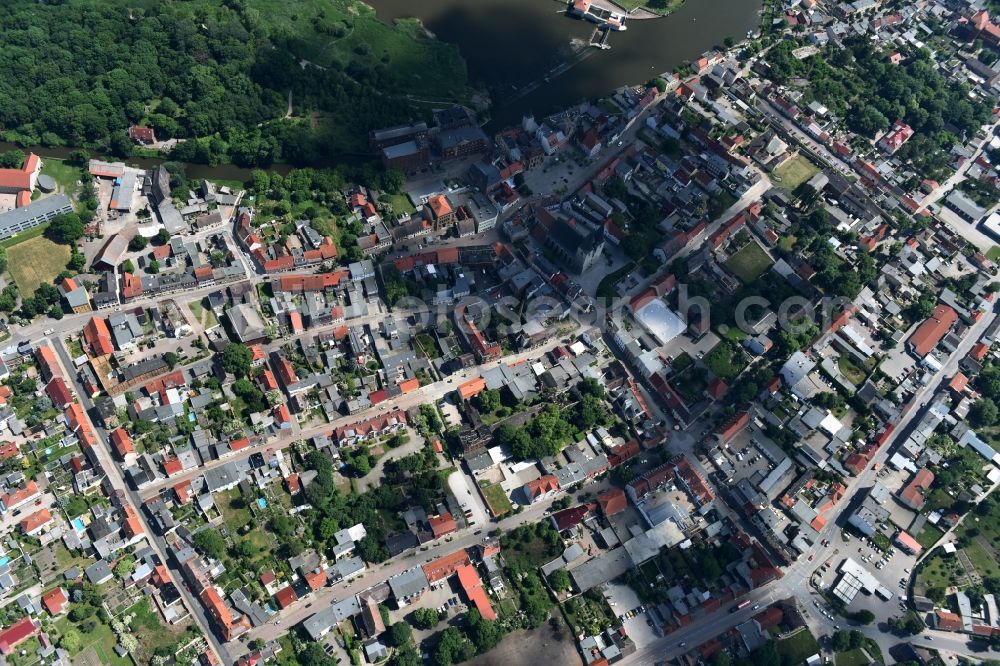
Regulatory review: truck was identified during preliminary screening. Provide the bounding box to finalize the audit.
[732,599,751,612]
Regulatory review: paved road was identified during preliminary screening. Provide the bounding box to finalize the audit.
[230,492,565,657]
[46,340,230,665]
[621,306,998,665]
[916,120,1000,216]
[616,177,773,302]
[137,337,567,499]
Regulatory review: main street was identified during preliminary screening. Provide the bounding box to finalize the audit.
[45,340,231,666]
[622,304,999,665]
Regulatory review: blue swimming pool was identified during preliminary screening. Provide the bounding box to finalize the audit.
[257,498,267,509]
[72,518,85,532]
[0,557,9,567]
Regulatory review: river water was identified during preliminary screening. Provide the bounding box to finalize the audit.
[369,0,764,128]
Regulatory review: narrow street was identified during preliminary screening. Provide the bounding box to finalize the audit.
[46,340,232,666]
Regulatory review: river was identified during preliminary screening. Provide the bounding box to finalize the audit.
[369,0,764,128]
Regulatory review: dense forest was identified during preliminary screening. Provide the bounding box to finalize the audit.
[0,0,469,166]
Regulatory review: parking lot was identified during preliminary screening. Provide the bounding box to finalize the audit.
[603,581,659,648]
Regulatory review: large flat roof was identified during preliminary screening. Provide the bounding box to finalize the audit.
[634,298,686,346]
[0,194,73,238]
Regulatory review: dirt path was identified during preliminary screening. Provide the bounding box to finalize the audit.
[469,623,581,666]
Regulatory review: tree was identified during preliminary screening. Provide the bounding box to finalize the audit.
[297,643,335,666]
[67,149,91,165]
[711,652,732,666]
[466,608,503,653]
[114,554,136,578]
[412,607,442,630]
[389,645,421,666]
[972,398,1000,428]
[147,259,160,274]
[121,259,135,274]
[849,609,875,625]
[550,569,572,592]
[48,304,64,320]
[193,528,226,560]
[155,228,171,245]
[474,388,500,413]
[0,246,7,274]
[387,621,412,647]
[220,343,253,377]
[163,352,179,369]
[46,213,85,245]
[69,604,96,622]
[60,627,82,652]
[128,235,148,251]
[434,627,475,666]
[232,378,266,413]
[832,631,851,652]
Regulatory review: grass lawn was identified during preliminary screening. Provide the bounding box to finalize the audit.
[703,340,748,382]
[39,158,83,200]
[916,549,963,594]
[964,540,1000,580]
[54,616,131,666]
[838,355,868,385]
[916,524,944,550]
[772,154,820,191]
[481,483,512,517]
[0,222,50,250]
[777,629,820,664]
[188,299,203,321]
[836,648,870,666]
[7,235,70,294]
[386,193,415,217]
[779,235,797,252]
[989,246,1000,262]
[725,241,773,283]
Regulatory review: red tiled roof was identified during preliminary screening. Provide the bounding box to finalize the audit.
[305,568,327,591]
[895,530,922,554]
[0,617,38,655]
[109,427,135,457]
[0,153,39,192]
[83,316,114,357]
[1,481,38,511]
[41,587,68,615]
[45,377,73,407]
[274,586,298,609]
[174,480,193,504]
[457,377,486,400]
[935,611,962,632]
[899,468,934,510]
[427,194,453,219]
[908,304,957,357]
[715,411,750,445]
[598,488,628,516]
[422,549,471,584]
[551,505,590,531]
[456,564,496,620]
[36,345,61,380]
[20,508,52,534]
[429,512,457,538]
[122,272,143,299]
[524,474,559,500]
[949,372,969,393]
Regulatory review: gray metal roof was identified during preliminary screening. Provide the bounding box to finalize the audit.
[0,194,73,239]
